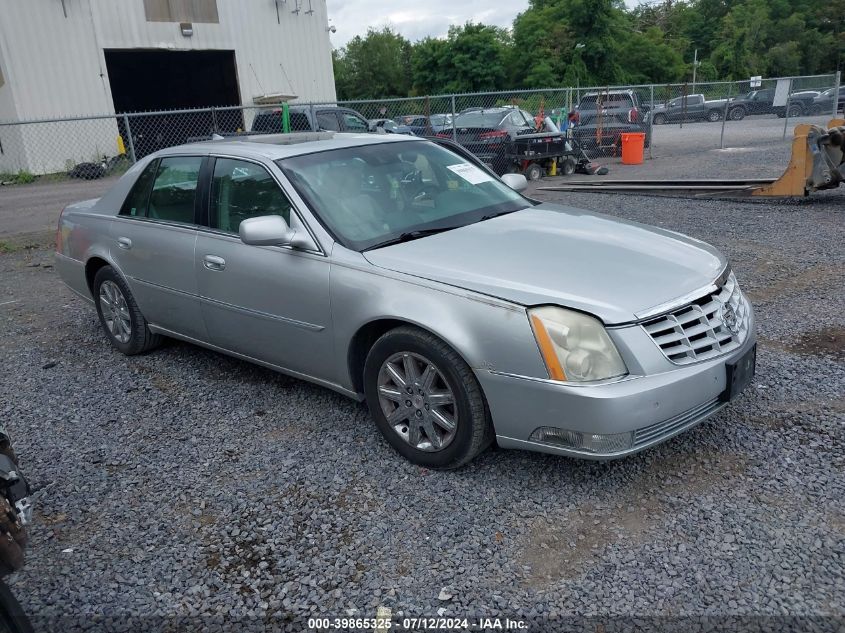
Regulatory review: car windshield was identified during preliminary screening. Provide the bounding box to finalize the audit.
[278,140,530,251]
[453,111,507,127]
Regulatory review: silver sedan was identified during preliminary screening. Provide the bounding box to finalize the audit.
[55,132,756,468]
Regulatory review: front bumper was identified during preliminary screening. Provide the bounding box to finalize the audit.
[480,305,756,460]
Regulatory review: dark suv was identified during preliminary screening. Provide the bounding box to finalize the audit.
[572,90,650,154]
[251,105,371,133]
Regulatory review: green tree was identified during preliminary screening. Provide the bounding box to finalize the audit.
[332,28,412,100]
[332,0,844,99]
[618,27,687,84]
[410,23,510,95]
[410,37,452,95]
[510,0,627,88]
[443,23,511,93]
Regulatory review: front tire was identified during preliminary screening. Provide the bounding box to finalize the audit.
[93,265,162,355]
[524,163,543,181]
[363,327,492,469]
[652,113,666,125]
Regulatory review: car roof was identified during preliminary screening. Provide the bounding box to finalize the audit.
[582,90,634,97]
[159,132,420,161]
[456,107,513,115]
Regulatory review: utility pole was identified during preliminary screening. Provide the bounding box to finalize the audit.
[692,49,698,92]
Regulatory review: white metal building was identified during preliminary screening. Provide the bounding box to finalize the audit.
[0,0,337,173]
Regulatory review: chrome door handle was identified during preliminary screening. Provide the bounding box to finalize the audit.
[117,237,132,250]
[203,255,226,271]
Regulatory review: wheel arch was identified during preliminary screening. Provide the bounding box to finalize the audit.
[347,317,477,397]
[84,256,111,295]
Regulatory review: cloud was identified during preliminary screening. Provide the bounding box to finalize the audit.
[326,0,529,47]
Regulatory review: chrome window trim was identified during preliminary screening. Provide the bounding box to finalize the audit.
[111,215,199,232]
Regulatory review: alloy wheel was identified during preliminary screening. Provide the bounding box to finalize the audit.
[377,352,458,452]
[99,280,132,344]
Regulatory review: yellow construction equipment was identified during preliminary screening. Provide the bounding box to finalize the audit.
[540,119,845,198]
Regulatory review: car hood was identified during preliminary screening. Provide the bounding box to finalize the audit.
[363,204,726,324]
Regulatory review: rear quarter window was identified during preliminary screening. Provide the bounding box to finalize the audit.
[119,160,158,217]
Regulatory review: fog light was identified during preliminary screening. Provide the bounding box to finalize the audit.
[529,427,634,454]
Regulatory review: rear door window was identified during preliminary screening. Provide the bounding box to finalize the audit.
[120,159,158,217]
[578,96,599,109]
[252,112,282,133]
[147,156,203,224]
[317,112,340,131]
[289,112,311,131]
[340,112,369,132]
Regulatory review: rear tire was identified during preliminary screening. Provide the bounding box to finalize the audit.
[652,113,666,125]
[729,107,746,121]
[707,109,722,122]
[93,265,162,355]
[787,104,802,118]
[561,157,576,176]
[363,327,492,469]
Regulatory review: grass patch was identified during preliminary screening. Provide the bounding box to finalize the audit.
[0,241,23,254]
[0,170,37,185]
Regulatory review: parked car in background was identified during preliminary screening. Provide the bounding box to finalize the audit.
[651,94,729,124]
[811,86,845,115]
[369,119,414,135]
[395,115,432,136]
[438,107,536,173]
[786,90,822,115]
[429,113,453,134]
[726,88,813,120]
[55,132,756,468]
[251,105,371,134]
[572,90,649,154]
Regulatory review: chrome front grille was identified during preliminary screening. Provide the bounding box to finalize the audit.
[642,272,749,365]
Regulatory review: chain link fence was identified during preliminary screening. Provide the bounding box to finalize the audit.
[0,73,840,184]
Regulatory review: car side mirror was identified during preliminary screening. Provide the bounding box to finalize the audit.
[239,215,315,250]
[501,173,528,192]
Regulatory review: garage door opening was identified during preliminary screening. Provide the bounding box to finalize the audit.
[105,49,243,157]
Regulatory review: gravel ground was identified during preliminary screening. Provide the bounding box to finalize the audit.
[1,158,843,631]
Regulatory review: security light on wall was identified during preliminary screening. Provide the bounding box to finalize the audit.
[180,22,194,37]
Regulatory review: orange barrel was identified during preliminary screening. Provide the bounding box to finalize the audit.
[620,132,645,165]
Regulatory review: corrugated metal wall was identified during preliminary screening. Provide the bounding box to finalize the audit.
[0,0,337,121]
[0,0,336,172]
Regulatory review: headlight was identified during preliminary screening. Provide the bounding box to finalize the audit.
[528,306,627,382]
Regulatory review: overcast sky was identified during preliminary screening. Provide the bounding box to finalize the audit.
[326,0,641,48]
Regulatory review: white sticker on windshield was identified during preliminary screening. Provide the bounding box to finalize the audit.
[447,163,493,185]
